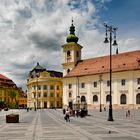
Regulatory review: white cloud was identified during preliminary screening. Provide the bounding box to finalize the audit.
[118,38,140,53]
[0,0,139,90]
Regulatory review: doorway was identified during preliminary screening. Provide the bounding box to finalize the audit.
[44,102,47,108]
[69,101,73,109]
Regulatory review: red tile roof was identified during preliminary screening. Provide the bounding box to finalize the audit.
[65,50,140,78]
[0,74,11,80]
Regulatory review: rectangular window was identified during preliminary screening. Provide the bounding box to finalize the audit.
[93,81,97,87]
[50,85,54,90]
[38,93,41,97]
[69,92,72,98]
[57,86,59,90]
[44,92,47,97]
[57,101,59,107]
[137,78,140,85]
[50,102,53,107]
[43,85,47,90]
[57,93,59,97]
[107,80,110,87]
[68,84,72,89]
[50,92,54,97]
[38,85,41,90]
[81,83,85,88]
[121,79,126,86]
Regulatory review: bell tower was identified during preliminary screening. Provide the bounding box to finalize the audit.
[62,19,83,76]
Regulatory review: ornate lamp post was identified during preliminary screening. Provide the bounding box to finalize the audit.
[99,75,103,112]
[35,72,40,110]
[77,95,80,110]
[104,23,118,121]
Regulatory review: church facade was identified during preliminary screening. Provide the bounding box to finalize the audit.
[62,21,140,110]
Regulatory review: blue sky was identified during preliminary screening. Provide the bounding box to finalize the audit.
[0,0,139,90]
[97,0,140,38]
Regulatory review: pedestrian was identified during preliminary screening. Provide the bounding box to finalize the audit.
[63,108,66,115]
[128,110,130,117]
[126,110,128,117]
[27,107,29,112]
[65,109,70,122]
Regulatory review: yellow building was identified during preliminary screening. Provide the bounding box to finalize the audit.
[0,74,19,109]
[27,63,63,109]
[18,87,27,109]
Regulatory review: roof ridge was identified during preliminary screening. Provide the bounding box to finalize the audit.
[65,49,140,78]
[0,74,11,80]
[81,49,140,61]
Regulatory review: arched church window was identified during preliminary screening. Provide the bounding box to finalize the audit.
[106,95,111,102]
[67,50,71,57]
[67,69,70,73]
[93,95,98,102]
[137,59,140,66]
[136,93,140,104]
[120,94,126,104]
[81,96,86,102]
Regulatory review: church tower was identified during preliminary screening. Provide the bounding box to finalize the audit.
[62,20,83,76]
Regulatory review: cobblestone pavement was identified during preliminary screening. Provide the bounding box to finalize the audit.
[0,109,140,140]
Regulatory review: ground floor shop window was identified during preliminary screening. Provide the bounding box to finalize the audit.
[136,93,140,104]
[120,94,126,104]
[44,102,47,108]
[106,95,111,102]
[93,95,98,102]
[81,95,86,102]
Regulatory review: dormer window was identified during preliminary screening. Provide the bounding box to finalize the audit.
[137,78,140,85]
[137,59,140,66]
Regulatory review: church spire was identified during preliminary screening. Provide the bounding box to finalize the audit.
[66,19,79,43]
[70,18,75,34]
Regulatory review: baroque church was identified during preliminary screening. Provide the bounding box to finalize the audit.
[62,20,140,110]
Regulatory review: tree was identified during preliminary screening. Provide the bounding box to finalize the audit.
[0,101,6,109]
[6,90,19,123]
[8,90,17,111]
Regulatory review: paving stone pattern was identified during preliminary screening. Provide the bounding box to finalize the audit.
[0,109,140,140]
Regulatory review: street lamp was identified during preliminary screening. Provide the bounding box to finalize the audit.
[36,72,40,110]
[77,95,80,110]
[104,23,118,121]
[99,75,103,112]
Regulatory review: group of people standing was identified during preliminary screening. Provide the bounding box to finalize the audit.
[63,107,88,122]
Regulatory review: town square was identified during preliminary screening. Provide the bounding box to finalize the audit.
[0,109,140,140]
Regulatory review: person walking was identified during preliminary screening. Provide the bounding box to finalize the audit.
[63,108,66,115]
[126,110,128,117]
[65,109,70,122]
[126,109,131,117]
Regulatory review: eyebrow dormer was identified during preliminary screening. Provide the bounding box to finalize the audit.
[137,59,140,66]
